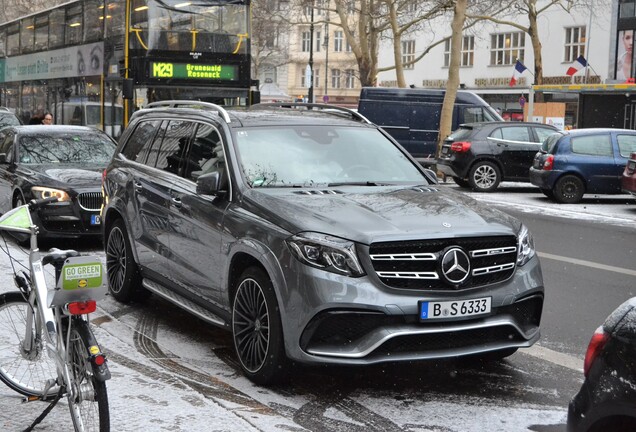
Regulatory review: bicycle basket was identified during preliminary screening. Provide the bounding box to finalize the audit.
[48,255,107,307]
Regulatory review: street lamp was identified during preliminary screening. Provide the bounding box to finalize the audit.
[308,2,314,103]
[323,15,329,103]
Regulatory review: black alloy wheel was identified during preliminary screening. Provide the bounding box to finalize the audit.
[105,219,145,302]
[232,267,287,385]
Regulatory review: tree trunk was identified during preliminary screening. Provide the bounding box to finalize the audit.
[387,1,406,87]
[437,0,467,156]
[528,0,544,102]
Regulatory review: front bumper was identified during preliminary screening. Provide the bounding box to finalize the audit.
[279,254,544,366]
[33,200,102,238]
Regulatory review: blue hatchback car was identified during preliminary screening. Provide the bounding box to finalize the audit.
[529,128,636,203]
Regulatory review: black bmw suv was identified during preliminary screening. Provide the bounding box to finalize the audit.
[437,121,558,192]
[102,101,544,385]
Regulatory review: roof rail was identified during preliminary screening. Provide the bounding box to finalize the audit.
[252,102,372,124]
[145,100,231,123]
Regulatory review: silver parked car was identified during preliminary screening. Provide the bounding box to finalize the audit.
[102,101,544,385]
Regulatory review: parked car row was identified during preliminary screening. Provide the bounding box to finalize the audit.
[439,123,636,204]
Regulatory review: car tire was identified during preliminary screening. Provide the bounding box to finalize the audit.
[452,177,471,188]
[105,218,147,302]
[468,161,501,192]
[232,266,288,385]
[553,175,585,204]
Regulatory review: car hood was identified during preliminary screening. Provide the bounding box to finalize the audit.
[241,185,521,244]
[18,164,104,189]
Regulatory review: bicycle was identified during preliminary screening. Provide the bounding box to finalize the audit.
[0,197,110,431]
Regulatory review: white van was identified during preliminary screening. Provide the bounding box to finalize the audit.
[54,102,124,138]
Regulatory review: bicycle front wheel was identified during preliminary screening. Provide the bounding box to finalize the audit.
[0,291,58,397]
[67,318,109,432]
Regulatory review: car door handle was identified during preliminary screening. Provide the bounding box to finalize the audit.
[133,181,143,192]
[171,197,182,208]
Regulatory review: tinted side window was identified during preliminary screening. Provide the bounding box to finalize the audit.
[463,107,489,123]
[121,120,161,162]
[570,134,612,156]
[154,120,196,174]
[185,123,223,181]
[617,134,636,157]
[0,132,14,163]
[534,127,556,143]
[500,127,530,142]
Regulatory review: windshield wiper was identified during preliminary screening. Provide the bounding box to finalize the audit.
[327,181,389,187]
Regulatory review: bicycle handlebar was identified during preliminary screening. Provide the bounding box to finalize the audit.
[28,197,59,210]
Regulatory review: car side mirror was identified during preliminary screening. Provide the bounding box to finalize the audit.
[422,168,438,184]
[0,153,7,164]
[196,171,225,195]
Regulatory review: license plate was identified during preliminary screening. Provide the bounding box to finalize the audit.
[90,214,101,225]
[441,147,449,155]
[419,297,491,320]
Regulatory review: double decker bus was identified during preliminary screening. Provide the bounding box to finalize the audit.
[0,0,255,136]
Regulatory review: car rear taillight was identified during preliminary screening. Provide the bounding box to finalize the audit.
[450,141,471,152]
[583,326,609,377]
[626,153,636,175]
[543,154,554,171]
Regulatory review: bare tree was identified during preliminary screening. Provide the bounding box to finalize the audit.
[251,0,293,80]
[0,0,56,22]
[381,0,454,88]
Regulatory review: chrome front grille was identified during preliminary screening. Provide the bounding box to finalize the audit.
[369,236,518,290]
[77,192,103,211]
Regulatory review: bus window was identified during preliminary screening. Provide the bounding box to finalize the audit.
[49,9,66,49]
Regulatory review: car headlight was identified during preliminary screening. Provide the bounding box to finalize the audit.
[517,224,535,266]
[31,186,70,202]
[287,232,365,277]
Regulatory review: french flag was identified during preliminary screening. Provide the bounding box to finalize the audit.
[509,60,528,86]
[566,55,587,76]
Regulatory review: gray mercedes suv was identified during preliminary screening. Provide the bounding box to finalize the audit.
[102,101,544,385]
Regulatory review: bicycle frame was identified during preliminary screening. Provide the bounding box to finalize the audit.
[0,200,110,405]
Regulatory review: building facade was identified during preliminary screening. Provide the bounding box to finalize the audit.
[374,2,612,127]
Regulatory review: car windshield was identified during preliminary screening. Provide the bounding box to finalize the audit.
[234,126,427,187]
[18,133,116,164]
[0,115,20,129]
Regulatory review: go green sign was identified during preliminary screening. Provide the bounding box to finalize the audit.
[151,62,238,81]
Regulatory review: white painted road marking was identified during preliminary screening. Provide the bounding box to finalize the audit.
[524,344,583,373]
[538,251,636,277]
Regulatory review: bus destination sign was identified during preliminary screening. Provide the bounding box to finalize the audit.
[150,62,238,81]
